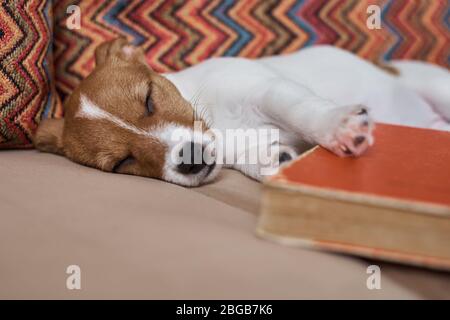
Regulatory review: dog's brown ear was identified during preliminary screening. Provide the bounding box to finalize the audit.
[34,118,65,155]
[95,37,125,66]
[95,37,146,66]
[94,40,111,66]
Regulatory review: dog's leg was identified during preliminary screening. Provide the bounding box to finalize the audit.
[392,61,450,122]
[255,79,375,158]
[228,79,374,181]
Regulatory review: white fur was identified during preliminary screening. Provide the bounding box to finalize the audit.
[77,95,151,137]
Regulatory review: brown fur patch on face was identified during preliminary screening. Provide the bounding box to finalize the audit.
[38,38,199,182]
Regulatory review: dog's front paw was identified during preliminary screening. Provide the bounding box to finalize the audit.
[239,144,298,181]
[321,105,374,157]
[277,145,298,165]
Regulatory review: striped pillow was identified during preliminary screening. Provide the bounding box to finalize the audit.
[0,0,62,148]
[52,0,449,105]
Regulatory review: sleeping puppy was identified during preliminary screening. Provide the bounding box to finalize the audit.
[34,37,450,186]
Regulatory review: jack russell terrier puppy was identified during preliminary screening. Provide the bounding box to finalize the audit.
[34,38,450,187]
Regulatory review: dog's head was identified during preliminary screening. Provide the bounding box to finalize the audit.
[35,38,220,187]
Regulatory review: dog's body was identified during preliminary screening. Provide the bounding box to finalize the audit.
[167,45,450,180]
[35,39,450,186]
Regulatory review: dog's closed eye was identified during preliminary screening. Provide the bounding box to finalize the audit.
[112,155,135,172]
[145,92,154,115]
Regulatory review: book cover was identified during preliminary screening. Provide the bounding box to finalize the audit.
[258,123,450,271]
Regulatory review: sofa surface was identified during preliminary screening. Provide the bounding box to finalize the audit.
[1,150,449,299]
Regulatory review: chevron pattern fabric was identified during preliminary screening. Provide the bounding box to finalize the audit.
[53,0,450,102]
[1,0,448,148]
[0,0,62,148]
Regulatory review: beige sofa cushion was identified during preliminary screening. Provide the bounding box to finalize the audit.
[0,150,449,299]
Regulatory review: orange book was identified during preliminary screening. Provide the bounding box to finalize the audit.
[257,123,450,271]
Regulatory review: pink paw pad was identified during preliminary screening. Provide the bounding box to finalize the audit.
[327,106,374,157]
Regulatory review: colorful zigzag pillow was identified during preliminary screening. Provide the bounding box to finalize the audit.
[52,0,449,103]
[0,0,62,148]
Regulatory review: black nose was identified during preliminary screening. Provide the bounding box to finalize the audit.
[177,142,208,174]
